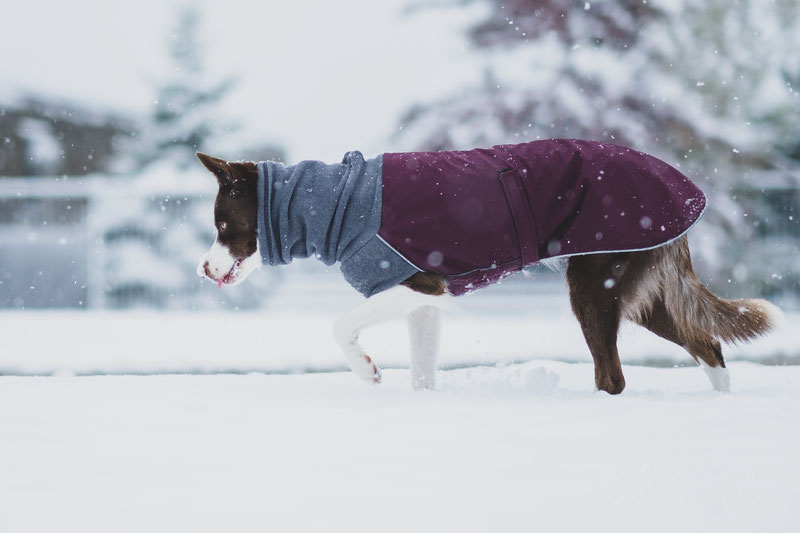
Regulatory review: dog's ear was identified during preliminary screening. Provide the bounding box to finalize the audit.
[196,152,231,185]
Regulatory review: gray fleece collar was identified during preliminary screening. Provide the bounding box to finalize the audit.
[256,151,419,297]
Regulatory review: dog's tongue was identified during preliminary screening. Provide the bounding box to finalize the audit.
[217,262,239,289]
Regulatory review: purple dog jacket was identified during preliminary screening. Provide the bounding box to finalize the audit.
[378,139,706,295]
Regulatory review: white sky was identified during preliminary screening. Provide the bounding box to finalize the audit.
[1,0,486,161]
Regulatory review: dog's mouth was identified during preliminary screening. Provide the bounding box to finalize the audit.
[200,241,261,289]
[218,260,242,288]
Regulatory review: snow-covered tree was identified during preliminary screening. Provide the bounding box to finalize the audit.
[133,6,235,169]
[96,7,276,310]
[94,170,276,310]
[396,0,800,300]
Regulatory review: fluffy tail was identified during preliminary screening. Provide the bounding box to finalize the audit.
[682,283,781,344]
[645,238,783,345]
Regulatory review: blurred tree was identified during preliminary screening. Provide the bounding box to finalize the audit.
[131,6,236,170]
[780,67,800,161]
[397,0,800,300]
[98,7,277,310]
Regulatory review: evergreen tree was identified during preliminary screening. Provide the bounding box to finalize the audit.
[135,6,235,169]
[97,7,276,310]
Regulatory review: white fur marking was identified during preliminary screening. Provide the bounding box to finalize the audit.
[407,305,441,390]
[197,239,262,286]
[698,359,731,393]
[753,299,784,330]
[332,286,452,386]
[235,241,263,284]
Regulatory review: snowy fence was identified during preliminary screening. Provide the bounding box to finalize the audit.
[0,177,90,308]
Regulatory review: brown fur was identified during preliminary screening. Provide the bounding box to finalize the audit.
[405,236,777,395]
[401,272,448,295]
[197,153,260,261]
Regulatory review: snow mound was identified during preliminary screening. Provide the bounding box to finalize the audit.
[441,363,560,395]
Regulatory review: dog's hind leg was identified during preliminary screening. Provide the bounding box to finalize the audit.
[620,241,732,392]
[333,285,448,385]
[567,255,627,395]
[634,297,730,393]
[407,305,441,390]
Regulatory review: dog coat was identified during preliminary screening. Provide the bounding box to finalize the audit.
[257,139,706,297]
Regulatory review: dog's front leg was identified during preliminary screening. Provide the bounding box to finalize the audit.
[333,285,447,386]
[333,286,410,384]
[407,305,441,390]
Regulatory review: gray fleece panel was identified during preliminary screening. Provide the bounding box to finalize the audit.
[257,151,419,297]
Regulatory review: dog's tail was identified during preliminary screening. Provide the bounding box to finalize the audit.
[678,281,781,344]
[635,238,782,345]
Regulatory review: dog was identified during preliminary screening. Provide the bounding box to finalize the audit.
[196,139,779,394]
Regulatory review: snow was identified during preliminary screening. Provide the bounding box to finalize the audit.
[1,294,796,376]
[1,362,799,532]
[15,118,61,173]
[1,284,798,531]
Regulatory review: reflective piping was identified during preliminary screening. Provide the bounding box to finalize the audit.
[376,233,423,272]
[546,201,708,260]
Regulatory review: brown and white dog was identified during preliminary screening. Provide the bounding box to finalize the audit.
[195,149,779,394]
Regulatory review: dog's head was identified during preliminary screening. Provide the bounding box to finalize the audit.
[196,152,262,288]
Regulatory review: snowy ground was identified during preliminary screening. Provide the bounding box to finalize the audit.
[1,280,797,375]
[2,288,799,532]
[2,362,799,533]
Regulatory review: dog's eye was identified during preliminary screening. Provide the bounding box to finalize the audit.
[219,221,227,231]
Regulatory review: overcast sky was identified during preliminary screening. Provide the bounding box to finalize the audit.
[2,0,485,161]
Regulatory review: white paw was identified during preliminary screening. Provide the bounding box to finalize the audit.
[699,360,731,393]
[350,354,381,384]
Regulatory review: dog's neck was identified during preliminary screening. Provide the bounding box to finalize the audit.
[255,151,419,296]
[256,151,382,267]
